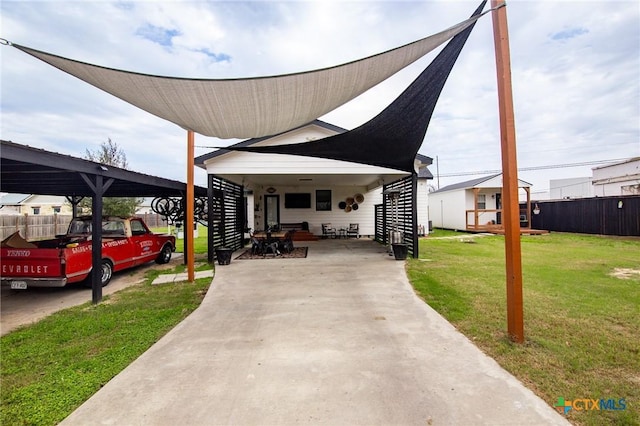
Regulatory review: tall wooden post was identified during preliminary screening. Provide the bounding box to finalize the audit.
[491,1,524,343]
[187,131,195,282]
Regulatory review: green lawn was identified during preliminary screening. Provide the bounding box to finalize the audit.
[408,232,639,426]
[0,260,213,426]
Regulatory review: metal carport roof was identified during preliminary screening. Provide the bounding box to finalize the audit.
[1,140,206,198]
[1,139,207,304]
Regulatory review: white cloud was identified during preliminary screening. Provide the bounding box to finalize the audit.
[1,0,638,196]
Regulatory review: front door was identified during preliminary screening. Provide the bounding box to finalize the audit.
[496,193,502,225]
[264,195,280,231]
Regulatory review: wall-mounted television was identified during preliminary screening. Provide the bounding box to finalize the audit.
[284,193,311,209]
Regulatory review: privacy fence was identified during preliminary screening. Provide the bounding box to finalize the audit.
[529,195,639,236]
[0,214,72,241]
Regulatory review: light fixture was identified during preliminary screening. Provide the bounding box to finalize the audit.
[533,203,541,215]
[266,187,276,194]
[618,200,624,209]
[98,165,108,171]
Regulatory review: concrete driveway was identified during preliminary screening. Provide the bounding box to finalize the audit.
[61,238,568,425]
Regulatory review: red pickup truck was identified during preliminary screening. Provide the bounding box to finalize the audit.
[1,216,176,289]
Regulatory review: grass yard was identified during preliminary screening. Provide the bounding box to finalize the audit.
[407,231,639,426]
[0,260,213,426]
[153,224,210,254]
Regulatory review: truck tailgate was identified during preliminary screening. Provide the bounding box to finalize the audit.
[1,247,64,281]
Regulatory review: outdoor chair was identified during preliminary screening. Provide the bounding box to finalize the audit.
[262,232,280,257]
[322,223,336,239]
[250,231,265,255]
[346,223,359,238]
[278,231,295,254]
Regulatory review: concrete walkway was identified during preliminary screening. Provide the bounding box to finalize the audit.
[61,238,568,425]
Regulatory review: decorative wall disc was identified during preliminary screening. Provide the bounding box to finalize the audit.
[354,193,364,203]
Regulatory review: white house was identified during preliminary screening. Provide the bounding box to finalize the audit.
[429,174,532,232]
[592,157,640,197]
[549,177,593,200]
[196,120,433,240]
[0,193,72,216]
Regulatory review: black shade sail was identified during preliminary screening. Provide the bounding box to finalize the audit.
[215,1,486,173]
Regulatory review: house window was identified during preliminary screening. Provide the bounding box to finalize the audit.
[53,206,61,213]
[32,207,41,215]
[316,190,332,211]
[476,194,486,210]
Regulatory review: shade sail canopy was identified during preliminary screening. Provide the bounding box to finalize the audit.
[216,2,486,173]
[10,5,487,140]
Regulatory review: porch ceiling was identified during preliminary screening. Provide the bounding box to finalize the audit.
[215,172,410,189]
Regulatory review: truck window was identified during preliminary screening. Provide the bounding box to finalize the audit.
[131,220,147,236]
[69,220,91,234]
[103,220,126,236]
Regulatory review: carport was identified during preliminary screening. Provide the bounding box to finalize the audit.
[0,139,207,303]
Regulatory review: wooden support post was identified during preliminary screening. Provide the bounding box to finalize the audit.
[525,187,531,229]
[473,188,480,230]
[492,0,524,343]
[187,131,195,282]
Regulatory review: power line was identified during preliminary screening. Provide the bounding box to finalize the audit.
[437,158,632,178]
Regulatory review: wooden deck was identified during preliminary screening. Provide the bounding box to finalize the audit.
[466,225,549,235]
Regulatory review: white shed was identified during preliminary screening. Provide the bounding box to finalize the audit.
[429,174,532,232]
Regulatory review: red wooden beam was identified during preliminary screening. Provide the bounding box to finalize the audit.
[491,1,524,343]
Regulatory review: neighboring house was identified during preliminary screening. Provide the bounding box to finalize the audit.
[195,120,433,239]
[0,193,72,215]
[549,177,593,200]
[592,157,640,197]
[429,174,532,232]
[135,197,155,214]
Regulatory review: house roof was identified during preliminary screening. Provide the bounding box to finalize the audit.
[194,120,348,166]
[592,157,640,170]
[432,173,532,193]
[418,167,434,179]
[196,121,436,173]
[0,193,30,205]
[0,140,207,198]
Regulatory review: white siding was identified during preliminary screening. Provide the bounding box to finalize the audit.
[416,179,430,235]
[592,159,640,196]
[429,190,466,230]
[550,177,593,199]
[253,186,381,236]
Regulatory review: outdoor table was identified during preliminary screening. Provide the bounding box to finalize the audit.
[253,231,287,240]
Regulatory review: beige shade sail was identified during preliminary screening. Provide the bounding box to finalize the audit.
[10,9,487,139]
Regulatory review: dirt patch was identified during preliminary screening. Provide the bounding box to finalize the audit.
[610,268,640,280]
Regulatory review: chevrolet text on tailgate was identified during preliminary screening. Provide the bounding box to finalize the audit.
[1,216,176,289]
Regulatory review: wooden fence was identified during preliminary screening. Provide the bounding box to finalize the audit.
[1,213,169,241]
[0,214,73,241]
[529,195,640,236]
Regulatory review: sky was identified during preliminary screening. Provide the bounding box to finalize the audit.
[1,0,639,199]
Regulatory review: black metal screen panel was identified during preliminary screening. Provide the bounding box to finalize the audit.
[383,175,419,257]
[208,175,244,262]
[374,204,385,243]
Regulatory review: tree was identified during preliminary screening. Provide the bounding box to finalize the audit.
[77,139,144,217]
[84,138,129,168]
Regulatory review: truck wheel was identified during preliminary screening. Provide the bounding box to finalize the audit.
[156,244,172,264]
[100,260,113,286]
[82,260,113,288]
